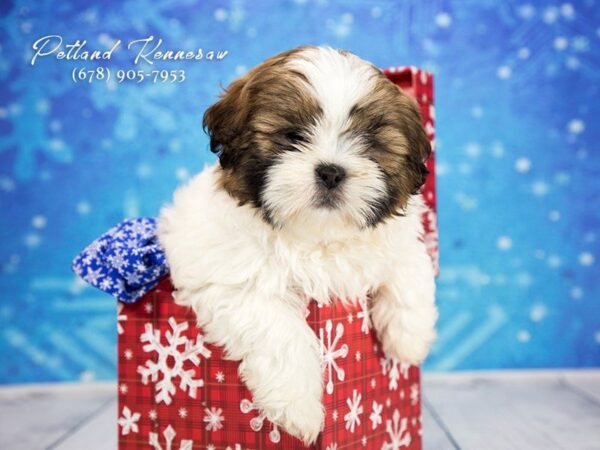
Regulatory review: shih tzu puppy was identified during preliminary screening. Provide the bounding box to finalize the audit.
[158,46,437,444]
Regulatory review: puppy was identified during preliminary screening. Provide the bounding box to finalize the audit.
[158,46,437,445]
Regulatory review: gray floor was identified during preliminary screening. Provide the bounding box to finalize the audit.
[1,370,599,450]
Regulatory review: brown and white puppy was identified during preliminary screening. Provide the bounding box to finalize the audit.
[159,46,437,444]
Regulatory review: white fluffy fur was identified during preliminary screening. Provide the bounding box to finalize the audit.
[158,47,437,445]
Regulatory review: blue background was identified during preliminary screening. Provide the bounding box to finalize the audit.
[1,0,599,384]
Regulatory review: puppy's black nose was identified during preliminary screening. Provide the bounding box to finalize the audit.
[316,163,346,189]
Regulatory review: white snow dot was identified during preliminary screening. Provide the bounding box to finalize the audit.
[568,119,585,134]
[24,233,41,248]
[572,36,589,52]
[175,167,189,181]
[594,331,600,344]
[547,255,561,268]
[518,47,530,59]
[136,163,152,178]
[578,252,594,266]
[491,142,505,158]
[235,64,247,76]
[549,210,561,222]
[517,330,531,343]
[497,65,512,79]
[532,181,549,197]
[1,176,17,192]
[497,236,512,251]
[515,157,531,173]
[214,8,228,21]
[553,36,568,51]
[584,232,596,243]
[341,12,354,24]
[77,201,91,215]
[470,106,483,118]
[570,287,583,300]
[464,142,481,157]
[32,215,46,229]
[530,304,547,322]
[566,56,580,70]
[371,6,382,18]
[543,6,559,23]
[435,12,452,28]
[517,4,535,19]
[560,3,575,19]
[80,371,95,382]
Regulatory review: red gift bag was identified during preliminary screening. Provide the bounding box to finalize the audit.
[116,67,437,450]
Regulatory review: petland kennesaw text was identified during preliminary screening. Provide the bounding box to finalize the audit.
[30,35,229,66]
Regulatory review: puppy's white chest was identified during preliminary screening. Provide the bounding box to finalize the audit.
[281,239,388,304]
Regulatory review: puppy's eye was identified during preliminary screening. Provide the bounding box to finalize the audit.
[285,130,307,144]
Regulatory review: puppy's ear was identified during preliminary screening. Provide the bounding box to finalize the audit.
[397,92,431,194]
[203,75,251,169]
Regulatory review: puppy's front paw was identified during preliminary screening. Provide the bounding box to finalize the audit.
[273,395,324,445]
[371,294,437,365]
[241,335,324,445]
[379,320,435,365]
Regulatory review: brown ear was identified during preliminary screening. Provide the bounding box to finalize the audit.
[202,74,252,169]
[398,92,431,194]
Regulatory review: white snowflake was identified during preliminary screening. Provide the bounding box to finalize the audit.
[320,319,349,395]
[326,444,338,450]
[119,383,128,394]
[203,406,224,431]
[369,401,383,430]
[117,303,127,335]
[356,297,371,334]
[118,406,140,435]
[137,317,212,405]
[240,398,281,443]
[144,302,153,314]
[215,371,225,383]
[344,389,363,433]
[410,383,420,406]
[149,409,158,421]
[178,407,188,419]
[380,356,410,391]
[124,349,133,360]
[149,425,193,450]
[382,410,411,450]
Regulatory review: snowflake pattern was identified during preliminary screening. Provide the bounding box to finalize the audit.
[369,401,383,430]
[356,297,371,334]
[203,406,224,431]
[382,410,412,450]
[239,398,281,443]
[118,406,140,435]
[117,302,127,335]
[380,356,410,391]
[344,389,364,433]
[149,425,193,450]
[137,317,211,405]
[320,319,349,395]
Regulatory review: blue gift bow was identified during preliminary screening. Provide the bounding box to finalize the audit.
[72,218,169,303]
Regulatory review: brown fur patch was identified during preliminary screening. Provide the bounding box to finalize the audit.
[203,46,323,206]
[347,69,431,217]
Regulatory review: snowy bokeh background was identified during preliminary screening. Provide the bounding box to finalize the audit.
[1,0,599,383]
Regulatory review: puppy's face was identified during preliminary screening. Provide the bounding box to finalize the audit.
[204,46,430,230]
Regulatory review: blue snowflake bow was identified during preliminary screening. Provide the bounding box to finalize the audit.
[72,218,169,303]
